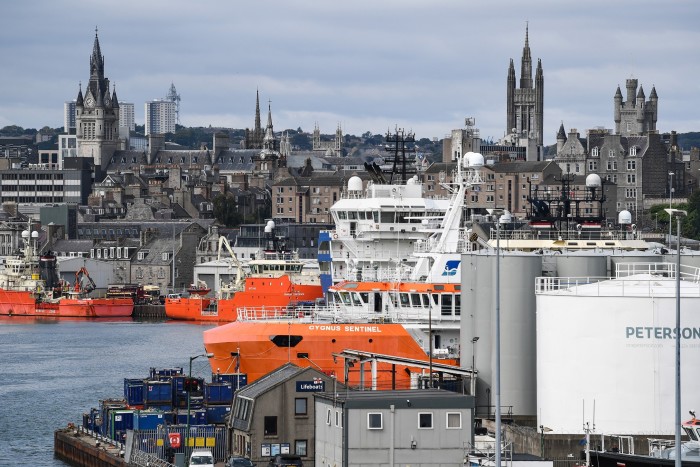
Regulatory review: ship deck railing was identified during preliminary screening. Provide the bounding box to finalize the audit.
[536,262,700,297]
[236,304,456,325]
[490,228,633,241]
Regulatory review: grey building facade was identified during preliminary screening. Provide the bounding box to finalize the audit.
[314,389,474,467]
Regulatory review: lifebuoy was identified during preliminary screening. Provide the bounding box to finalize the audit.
[332,233,339,239]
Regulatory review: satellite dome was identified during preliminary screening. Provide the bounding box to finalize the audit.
[586,173,602,188]
[407,175,419,185]
[265,220,275,233]
[348,176,363,192]
[467,152,484,168]
[618,210,632,225]
[499,210,512,224]
[31,231,39,238]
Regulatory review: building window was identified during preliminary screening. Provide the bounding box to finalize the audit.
[630,146,637,157]
[368,413,383,430]
[326,409,332,425]
[627,160,636,170]
[588,161,597,172]
[264,416,278,436]
[418,412,433,429]
[295,440,307,457]
[295,398,307,416]
[446,412,462,429]
[627,174,636,184]
[335,410,341,427]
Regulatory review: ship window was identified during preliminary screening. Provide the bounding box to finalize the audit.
[270,335,303,347]
[410,293,421,307]
[455,294,461,316]
[441,294,452,316]
[399,293,410,307]
[389,292,398,307]
[338,211,347,220]
[433,285,445,291]
[422,294,430,307]
[351,293,362,306]
[348,211,357,220]
[339,292,351,305]
[332,292,342,305]
[359,292,369,303]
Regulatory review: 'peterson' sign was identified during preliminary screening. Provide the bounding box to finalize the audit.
[296,378,325,392]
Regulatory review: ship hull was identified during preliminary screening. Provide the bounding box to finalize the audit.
[203,321,443,389]
[165,275,323,322]
[0,290,133,318]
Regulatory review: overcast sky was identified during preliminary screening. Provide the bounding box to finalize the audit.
[1,0,698,145]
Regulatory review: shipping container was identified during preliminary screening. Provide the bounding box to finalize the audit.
[134,411,168,431]
[205,405,231,425]
[145,380,173,404]
[204,382,233,405]
[124,378,145,406]
[212,373,247,388]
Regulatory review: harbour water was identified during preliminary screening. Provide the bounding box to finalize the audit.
[0,317,216,466]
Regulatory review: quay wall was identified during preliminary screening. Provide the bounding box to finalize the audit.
[54,427,126,467]
[133,304,166,319]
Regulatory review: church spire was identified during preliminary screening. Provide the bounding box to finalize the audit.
[255,89,261,133]
[520,23,533,89]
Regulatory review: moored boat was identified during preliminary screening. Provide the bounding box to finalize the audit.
[165,221,323,322]
[0,226,133,318]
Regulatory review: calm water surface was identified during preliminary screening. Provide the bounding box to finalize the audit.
[0,317,216,466]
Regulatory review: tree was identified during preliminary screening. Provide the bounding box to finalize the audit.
[213,194,243,227]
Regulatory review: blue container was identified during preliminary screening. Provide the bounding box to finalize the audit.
[145,381,173,404]
[193,409,207,425]
[107,409,135,441]
[205,405,231,424]
[171,375,186,392]
[124,379,145,406]
[150,367,183,378]
[134,411,167,431]
[204,382,233,405]
[212,373,247,388]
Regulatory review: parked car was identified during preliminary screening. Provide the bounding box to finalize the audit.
[190,449,215,467]
[268,454,303,467]
[227,456,254,467]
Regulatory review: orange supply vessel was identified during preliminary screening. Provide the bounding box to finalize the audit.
[165,222,322,322]
[203,319,439,389]
[0,226,133,318]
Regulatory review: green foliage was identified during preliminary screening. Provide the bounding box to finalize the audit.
[213,194,243,227]
[679,132,700,150]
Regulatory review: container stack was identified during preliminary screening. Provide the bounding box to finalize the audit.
[80,366,247,444]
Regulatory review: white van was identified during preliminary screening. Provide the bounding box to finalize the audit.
[189,449,215,467]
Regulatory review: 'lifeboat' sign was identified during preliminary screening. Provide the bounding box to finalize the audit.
[296,378,325,392]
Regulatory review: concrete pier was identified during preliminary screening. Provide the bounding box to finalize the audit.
[54,426,126,467]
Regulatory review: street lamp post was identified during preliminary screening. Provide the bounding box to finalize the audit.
[669,172,675,245]
[471,336,479,397]
[665,208,686,467]
[186,353,213,462]
[487,208,504,467]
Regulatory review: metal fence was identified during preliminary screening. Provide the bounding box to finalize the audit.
[126,425,228,466]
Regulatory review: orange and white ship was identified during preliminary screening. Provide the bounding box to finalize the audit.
[202,135,486,387]
[165,221,324,322]
[0,226,133,318]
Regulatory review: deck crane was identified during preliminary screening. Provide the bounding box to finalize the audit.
[74,267,97,294]
[217,236,245,293]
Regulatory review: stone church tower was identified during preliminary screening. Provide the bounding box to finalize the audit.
[506,25,544,146]
[614,78,658,136]
[75,30,120,169]
[243,90,265,149]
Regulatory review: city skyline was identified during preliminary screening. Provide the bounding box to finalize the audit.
[0,0,698,144]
